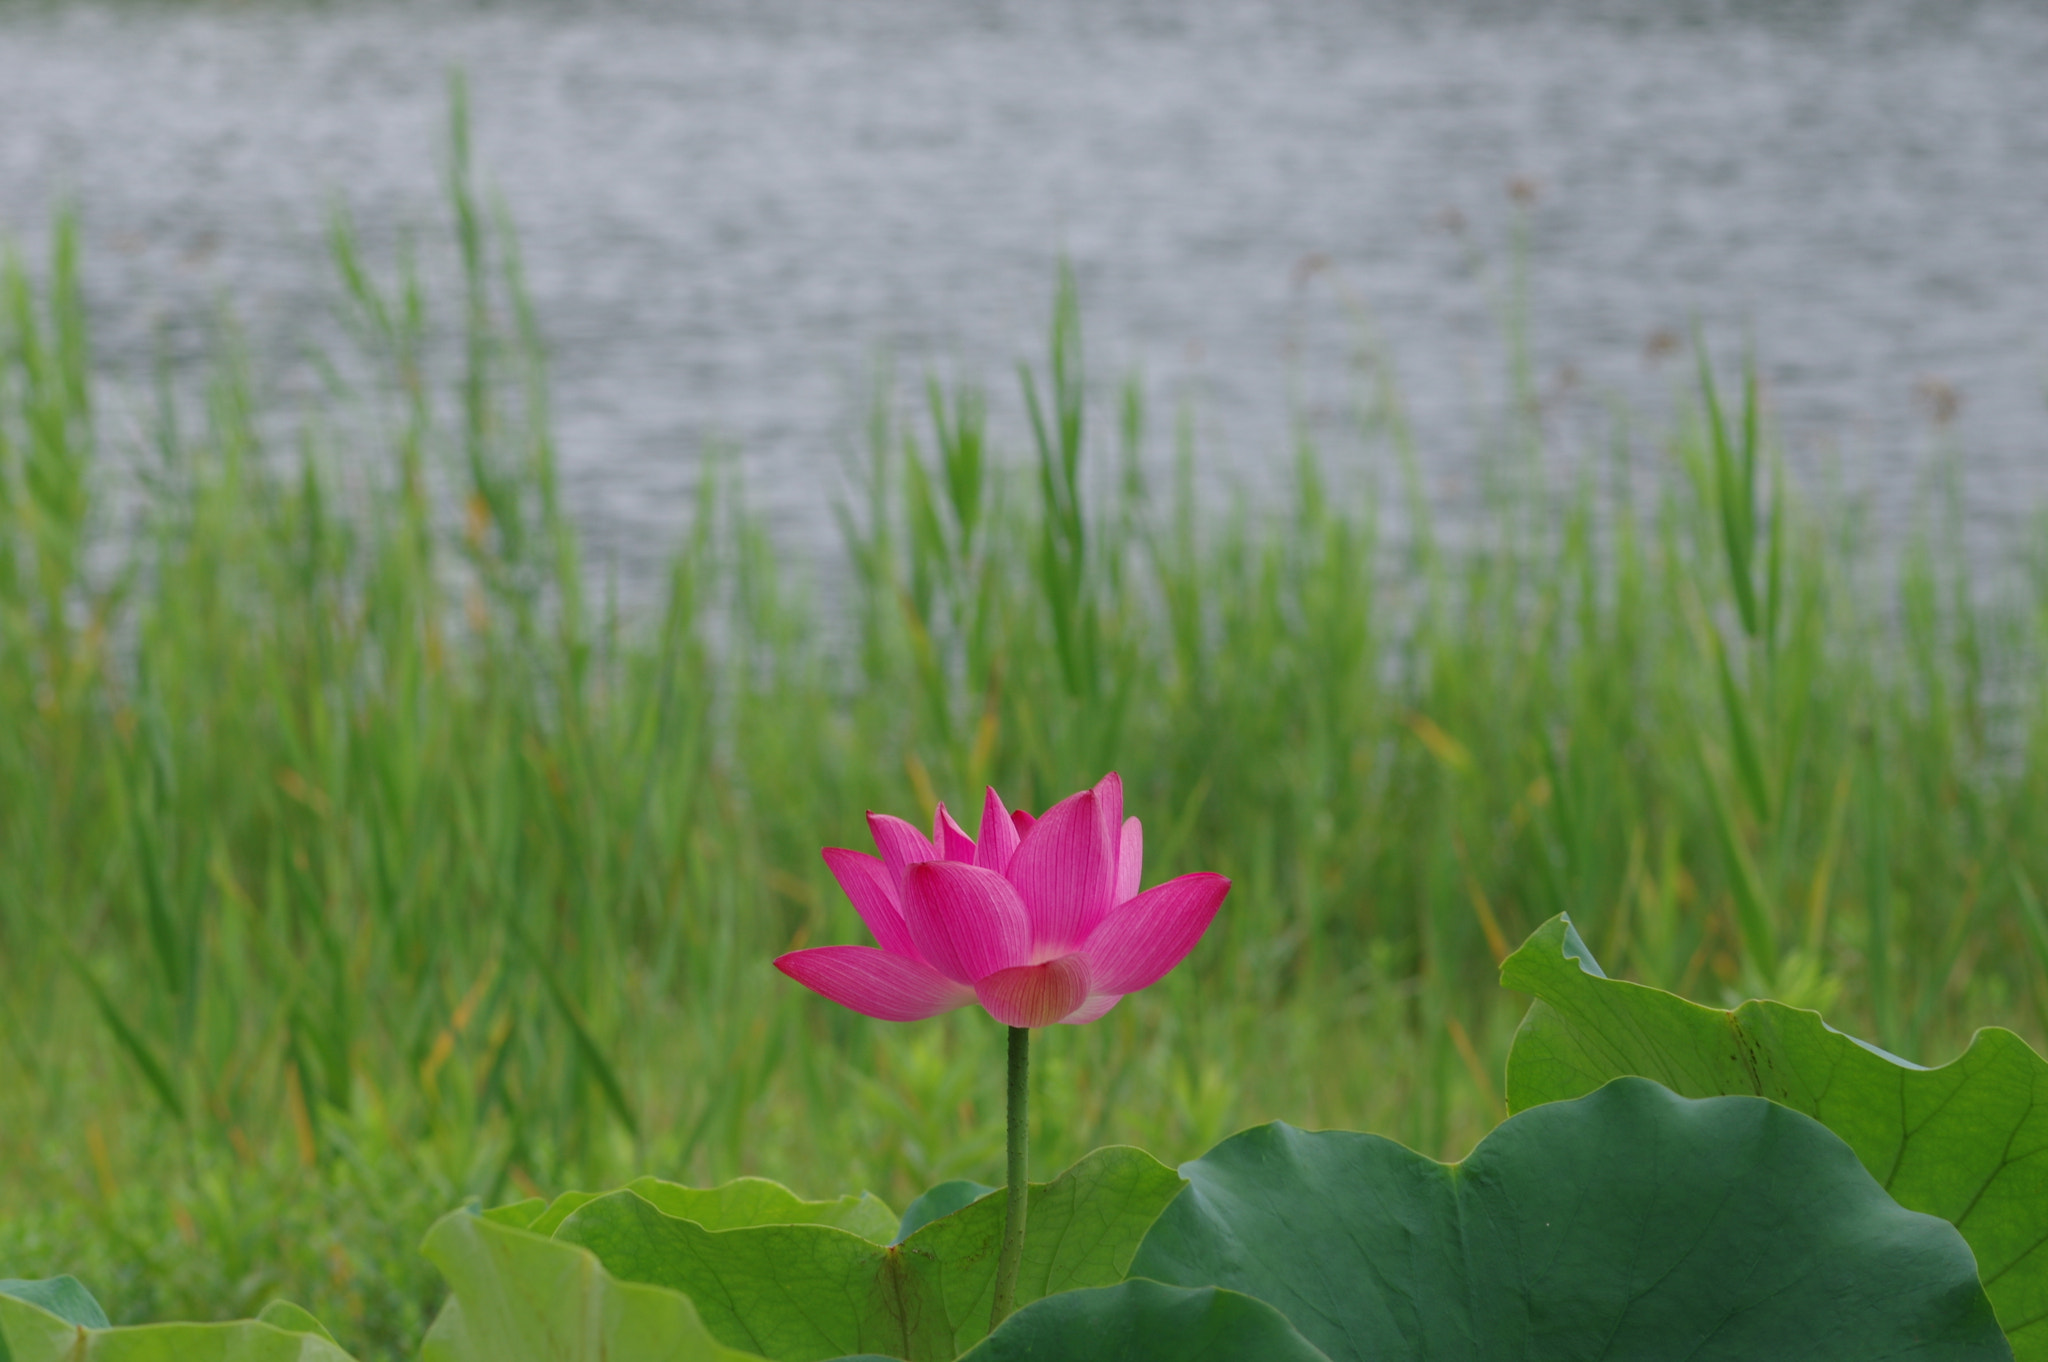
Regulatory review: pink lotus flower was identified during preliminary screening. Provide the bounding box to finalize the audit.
[775,773,1230,1028]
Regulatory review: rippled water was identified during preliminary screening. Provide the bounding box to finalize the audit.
[3,0,2044,573]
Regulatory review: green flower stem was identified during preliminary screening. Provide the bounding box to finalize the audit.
[990,1023,1030,1329]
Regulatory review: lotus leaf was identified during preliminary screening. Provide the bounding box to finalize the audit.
[1131,1076,2008,1361]
[554,1146,1182,1361]
[0,1279,108,1331]
[0,1292,355,1362]
[253,1302,337,1345]
[623,1177,897,1242]
[953,1280,1329,1361]
[1503,913,2048,1356]
[416,1208,760,1362]
[891,1181,993,1244]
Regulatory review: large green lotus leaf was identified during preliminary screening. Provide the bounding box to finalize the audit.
[953,1280,1330,1362]
[0,1293,356,1362]
[1131,1077,2009,1361]
[416,1208,763,1362]
[556,1146,1183,1362]
[622,1176,898,1242]
[1503,913,2048,1356]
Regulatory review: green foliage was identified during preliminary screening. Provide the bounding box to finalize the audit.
[554,1148,1180,1361]
[1131,1078,2010,1361]
[4,1083,2028,1358]
[1503,914,2048,1358]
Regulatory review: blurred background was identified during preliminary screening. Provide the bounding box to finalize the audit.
[7,0,2046,565]
[1,0,2044,1357]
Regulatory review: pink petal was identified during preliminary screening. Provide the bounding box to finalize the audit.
[868,812,938,888]
[934,803,978,863]
[1079,872,1230,995]
[1007,789,1115,957]
[775,946,975,1021]
[1115,817,1144,906]
[901,861,1033,984]
[1092,772,1124,847]
[1059,993,1123,1025]
[975,953,1092,1029]
[1011,809,1036,838]
[976,787,1022,875]
[821,848,917,958]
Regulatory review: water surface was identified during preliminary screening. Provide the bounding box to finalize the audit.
[3,0,2044,573]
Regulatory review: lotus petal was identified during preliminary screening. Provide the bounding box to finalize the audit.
[934,802,978,863]
[868,812,939,887]
[1059,992,1123,1025]
[1012,809,1036,838]
[775,946,975,1020]
[1008,789,1115,957]
[1093,771,1124,848]
[976,786,1022,874]
[1081,873,1229,995]
[975,954,1093,1028]
[1115,817,1143,905]
[902,860,1033,984]
[822,847,917,958]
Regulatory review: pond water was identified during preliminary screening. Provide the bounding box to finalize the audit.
[2,0,2044,576]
